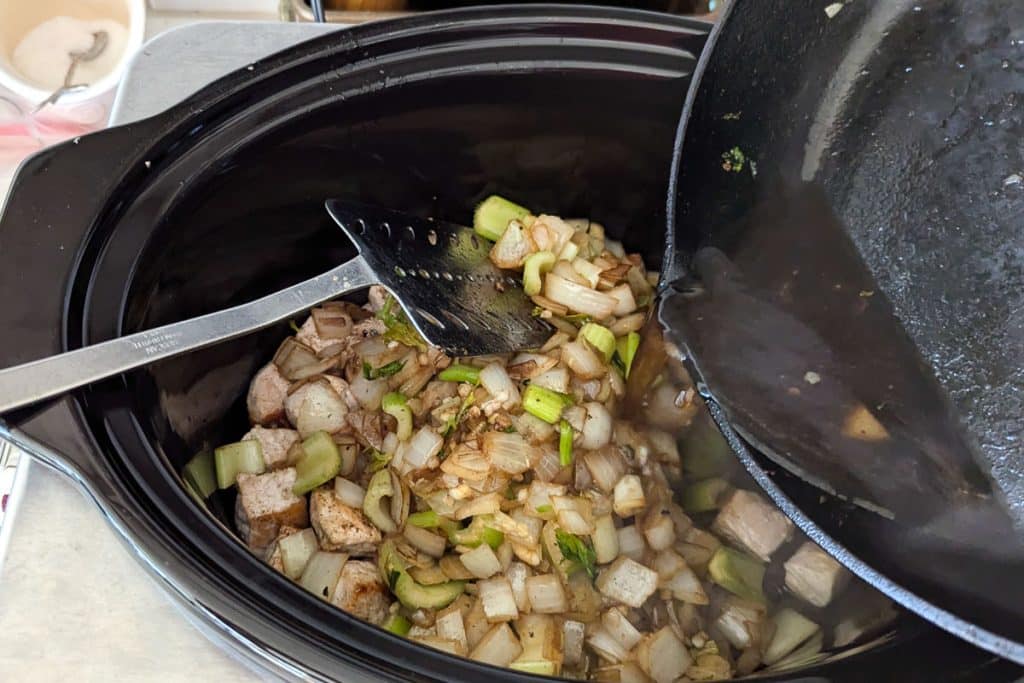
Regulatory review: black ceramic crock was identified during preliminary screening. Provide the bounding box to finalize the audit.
[0,5,1013,681]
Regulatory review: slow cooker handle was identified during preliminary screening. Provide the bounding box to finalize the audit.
[0,118,170,486]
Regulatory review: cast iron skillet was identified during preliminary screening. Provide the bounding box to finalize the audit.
[666,0,1024,667]
[0,4,1013,681]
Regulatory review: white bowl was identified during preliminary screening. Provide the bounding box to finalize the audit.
[0,0,146,107]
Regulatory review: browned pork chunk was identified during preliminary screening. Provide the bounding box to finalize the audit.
[242,426,300,470]
[246,362,291,426]
[784,541,850,608]
[330,560,391,624]
[309,488,382,555]
[235,469,309,553]
[712,490,793,562]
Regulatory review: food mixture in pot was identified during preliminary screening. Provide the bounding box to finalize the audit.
[183,197,895,681]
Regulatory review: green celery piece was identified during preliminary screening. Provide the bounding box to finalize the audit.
[383,613,412,636]
[614,331,641,378]
[438,364,481,384]
[292,431,342,495]
[393,572,465,610]
[182,449,217,499]
[559,419,574,466]
[681,477,733,513]
[214,440,265,489]
[473,195,530,242]
[708,546,766,603]
[522,384,573,424]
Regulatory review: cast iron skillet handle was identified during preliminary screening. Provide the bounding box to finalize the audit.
[0,118,172,482]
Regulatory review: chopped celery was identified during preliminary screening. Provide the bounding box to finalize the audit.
[438,364,481,384]
[535,504,553,515]
[367,449,392,473]
[474,195,530,242]
[523,384,573,424]
[614,331,641,378]
[364,469,397,533]
[709,546,766,603]
[555,529,597,580]
[183,449,217,499]
[579,323,616,362]
[383,613,412,636]
[681,477,733,513]
[523,251,556,296]
[407,510,440,528]
[482,526,505,550]
[448,516,504,549]
[393,571,465,610]
[559,419,574,467]
[682,412,733,478]
[510,660,559,676]
[363,359,405,380]
[279,528,319,579]
[292,431,342,495]
[214,440,265,489]
[382,392,413,441]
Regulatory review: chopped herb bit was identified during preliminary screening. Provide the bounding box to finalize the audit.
[556,529,597,580]
[502,425,517,433]
[722,111,742,121]
[535,504,553,514]
[377,296,427,350]
[559,419,574,467]
[367,449,392,473]
[441,392,476,438]
[439,364,481,384]
[363,359,406,380]
[289,320,302,333]
[722,146,747,173]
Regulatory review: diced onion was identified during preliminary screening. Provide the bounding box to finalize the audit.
[480,363,521,409]
[572,257,603,288]
[552,259,590,286]
[642,510,677,552]
[616,525,646,561]
[583,447,626,494]
[543,273,617,319]
[531,367,570,394]
[533,446,563,483]
[514,412,556,444]
[482,431,533,474]
[602,607,643,650]
[279,528,319,580]
[613,474,647,517]
[587,626,630,663]
[552,495,594,535]
[469,623,523,667]
[563,620,586,667]
[404,524,447,558]
[288,379,349,438]
[507,562,532,612]
[461,544,503,579]
[479,577,519,622]
[455,492,503,520]
[636,627,692,683]
[299,551,348,600]
[334,477,366,508]
[665,565,709,605]
[404,426,443,470]
[311,304,353,339]
[526,573,569,613]
[560,340,606,380]
[609,312,646,336]
[606,283,637,316]
[273,337,321,380]
[581,402,613,450]
[592,514,620,565]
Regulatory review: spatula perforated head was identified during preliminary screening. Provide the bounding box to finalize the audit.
[326,199,551,356]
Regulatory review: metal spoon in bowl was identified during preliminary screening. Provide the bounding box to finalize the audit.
[34,30,109,112]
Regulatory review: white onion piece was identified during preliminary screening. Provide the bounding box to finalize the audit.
[636,627,692,683]
[665,565,708,605]
[480,362,521,409]
[509,352,558,378]
[403,426,443,470]
[273,338,320,380]
[561,405,586,433]
[333,477,366,508]
[436,606,469,650]
[609,312,646,336]
[581,402,613,450]
[404,524,447,558]
[483,432,533,474]
[560,340,605,380]
[552,496,594,535]
[531,367,570,394]
[349,374,388,411]
[613,474,647,517]
[571,257,603,288]
[533,446,563,483]
[606,283,637,316]
[525,481,565,516]
[617,525,646,561]
[584,447,626,493]
[526,573,569,614]
[479,577,519,622]
[592,514,620,565]
[563,620,586,667]
[287,379,349,437]
[469,623,523,667]
[587,626,630,663]
[455,492,503,520]
[311,305,353,339]
[608,367,626,398]
[552,259,590,286]
[543,273,617,319]
[602,607,643,650]
[506,562,531,612]
[279,528,319,580]
[642,510,677,552]
[299,551,348,600]
[461,544,503,579]
[440,447,491,482]
[490,220,535,269]
[514,412,556,444]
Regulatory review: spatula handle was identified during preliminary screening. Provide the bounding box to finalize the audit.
[0,257,374,415]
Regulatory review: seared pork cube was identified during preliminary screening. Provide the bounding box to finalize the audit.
[247,362,291,426]
[712,490,793,562]
[295,316,334,353]
[242,426,299,470]
[784,541,850,608]
[330,559,390,624]
[235,468,309,553]
[310,487,382,555]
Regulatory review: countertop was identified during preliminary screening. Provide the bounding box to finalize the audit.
[0,19,338,682]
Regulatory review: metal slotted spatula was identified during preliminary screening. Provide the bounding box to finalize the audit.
[0,199,551,415]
